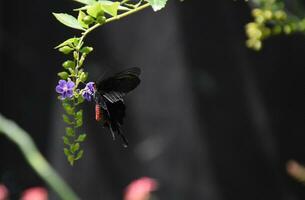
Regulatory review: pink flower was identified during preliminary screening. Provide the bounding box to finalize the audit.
[21,187,48,200]
[0,184,9,200]
[124,177,158,200]
[287,160,305,181]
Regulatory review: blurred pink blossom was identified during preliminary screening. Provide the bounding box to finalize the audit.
[0,184,9,200]
[21,187,48,200]
[124,177,158,200]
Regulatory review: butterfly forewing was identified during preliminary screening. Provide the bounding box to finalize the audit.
[96,67,141,95]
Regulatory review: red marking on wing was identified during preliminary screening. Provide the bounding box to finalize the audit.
[95,104,102,121]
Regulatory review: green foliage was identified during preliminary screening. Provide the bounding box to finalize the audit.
[54,0,169,165]
[59,46,74,54]
[53,13,85,30]
[58,71,69,79]
[146,0,168,11]
[78,10,89,29]
[246,0,305,50]
[62,60,76,69]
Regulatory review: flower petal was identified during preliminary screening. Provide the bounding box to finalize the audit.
[67,81,75,89]
[66,90,74,98]
[58,80,66,87]
[56,85,63,93]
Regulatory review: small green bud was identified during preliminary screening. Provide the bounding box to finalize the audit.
[97,16,106,25]
[298,19,305,31]
[58,71,69,79]
[73,51,79,60]
[284,25,292,34]
[79,72,87,82]
[261,27,271,38]
[274,10,287,21]
[246,39,262,51]
[246,23,262,39]
[83,15,94,25]
[252,9,262,18]
[80,46,94,54]
[263,10,272,20]
[62,60,75,69]
[272,25,282,34]
[290,22,298,31]
[59,46,74,54]
[79,54,86,67]
[253,40,262,51]
[255,15,265,24]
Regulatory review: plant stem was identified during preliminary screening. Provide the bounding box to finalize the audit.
[0,113,80,200]
[78,2,151,47]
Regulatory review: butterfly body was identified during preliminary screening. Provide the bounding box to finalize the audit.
[94,68,141,147]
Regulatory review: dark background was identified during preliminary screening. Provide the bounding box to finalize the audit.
[0,0,305,199]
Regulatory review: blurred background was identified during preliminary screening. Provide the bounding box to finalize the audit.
[0,0,305,199]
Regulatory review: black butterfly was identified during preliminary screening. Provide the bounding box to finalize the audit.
[94,67,141,147]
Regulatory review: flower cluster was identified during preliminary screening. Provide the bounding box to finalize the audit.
[56,80,75,99]
[56,80,95,101]
[81,82,95,101]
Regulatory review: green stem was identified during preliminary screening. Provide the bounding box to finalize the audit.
[77,2,151,48]
[0,113,80,200]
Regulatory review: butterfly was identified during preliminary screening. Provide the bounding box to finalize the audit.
[93,67,141,147]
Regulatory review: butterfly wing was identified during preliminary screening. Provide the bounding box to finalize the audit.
[96,67,141,103]
[94,68,141,147]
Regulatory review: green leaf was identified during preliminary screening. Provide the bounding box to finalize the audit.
[100,1,120,17]
[58,71,69,79]
[62,102,75,115]
[68,155,75,165]
[87,2,104,18]
[75,150,84,160]
[64,148,70,156]
[63,136,71,145]
[59,46,74,54]
[77,10,89,29]
[80,46,93,54]
[75,110,83,127]
[77,95,85,104]
[71,143,80,153]
[76,110,83,120]
[76,118,83,128]
[63,114,73,125]
[62,60,76,69]
[76,134,87,142]
[55,38,79,49]
[53,13,85,30]
[65,127,75,137]
[73,0,96,5]
[146,0,168,11]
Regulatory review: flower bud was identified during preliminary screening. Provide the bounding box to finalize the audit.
[284,25,292,34]
[58,71,69,79]
[62,60,75,69]
[263,10,272,20]
[73,51,79,60]
[80,46,94,54]
[59,46,73,54]
[97,16,106,25]
[83,15,94,25]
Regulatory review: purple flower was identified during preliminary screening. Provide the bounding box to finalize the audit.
[56,80,75,99]
[82,82,95,101]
